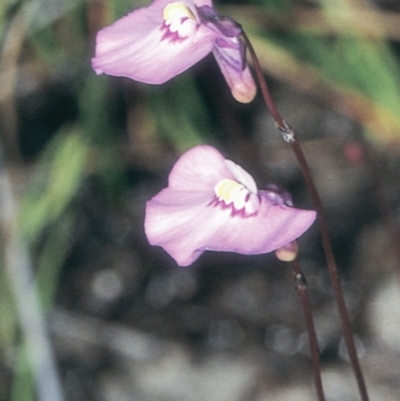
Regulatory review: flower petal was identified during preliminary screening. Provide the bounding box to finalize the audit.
[144,145,316,266]
[224,159,257,193]
[145,190,212,265]
[193,0,213,7]
[145,187,316,266]
[212,45,257,103]
[205,194,316,256]
[167,145,235,192]
[92,0,216,83]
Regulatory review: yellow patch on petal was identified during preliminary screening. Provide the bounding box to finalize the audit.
[214,179,260,215]
[163,2,196,25]
[215,179,244,202]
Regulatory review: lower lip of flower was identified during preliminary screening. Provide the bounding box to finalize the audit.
[162,2,198,39]
[212,178,260,216]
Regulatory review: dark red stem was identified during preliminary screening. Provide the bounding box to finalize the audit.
[290,258,326,401]
[242,31,369,401]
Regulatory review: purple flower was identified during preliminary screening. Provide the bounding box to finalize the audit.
[144,145,316,266]
[91,0,256,103]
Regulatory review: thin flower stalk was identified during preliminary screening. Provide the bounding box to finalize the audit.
[241,31,369,401]
[290,258,326,401]
[275,243,325,401]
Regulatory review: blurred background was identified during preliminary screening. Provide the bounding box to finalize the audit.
[1,0,400,400]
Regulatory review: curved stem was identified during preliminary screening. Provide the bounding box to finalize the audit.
[290,258,325,401]
[242,31,369,401]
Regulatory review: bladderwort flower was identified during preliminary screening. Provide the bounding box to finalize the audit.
[144,145,316,266]
[91,0,256,103]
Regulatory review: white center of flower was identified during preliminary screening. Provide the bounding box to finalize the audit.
[214,178,259,215]
[163,2,197,38]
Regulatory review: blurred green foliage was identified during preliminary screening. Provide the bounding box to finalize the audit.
[233,0,400,142]
[1,0,400,400]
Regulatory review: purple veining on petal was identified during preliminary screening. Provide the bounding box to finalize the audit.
[213,38,245,71]
[160,21,190,42]
[197,5,242,38]
[161,3,200,41]
[197,4,246,71]
[207,195,260,218]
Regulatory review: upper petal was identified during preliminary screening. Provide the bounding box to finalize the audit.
[168,145,235,192]
[224,159,257,193]
[92,0,216,83]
